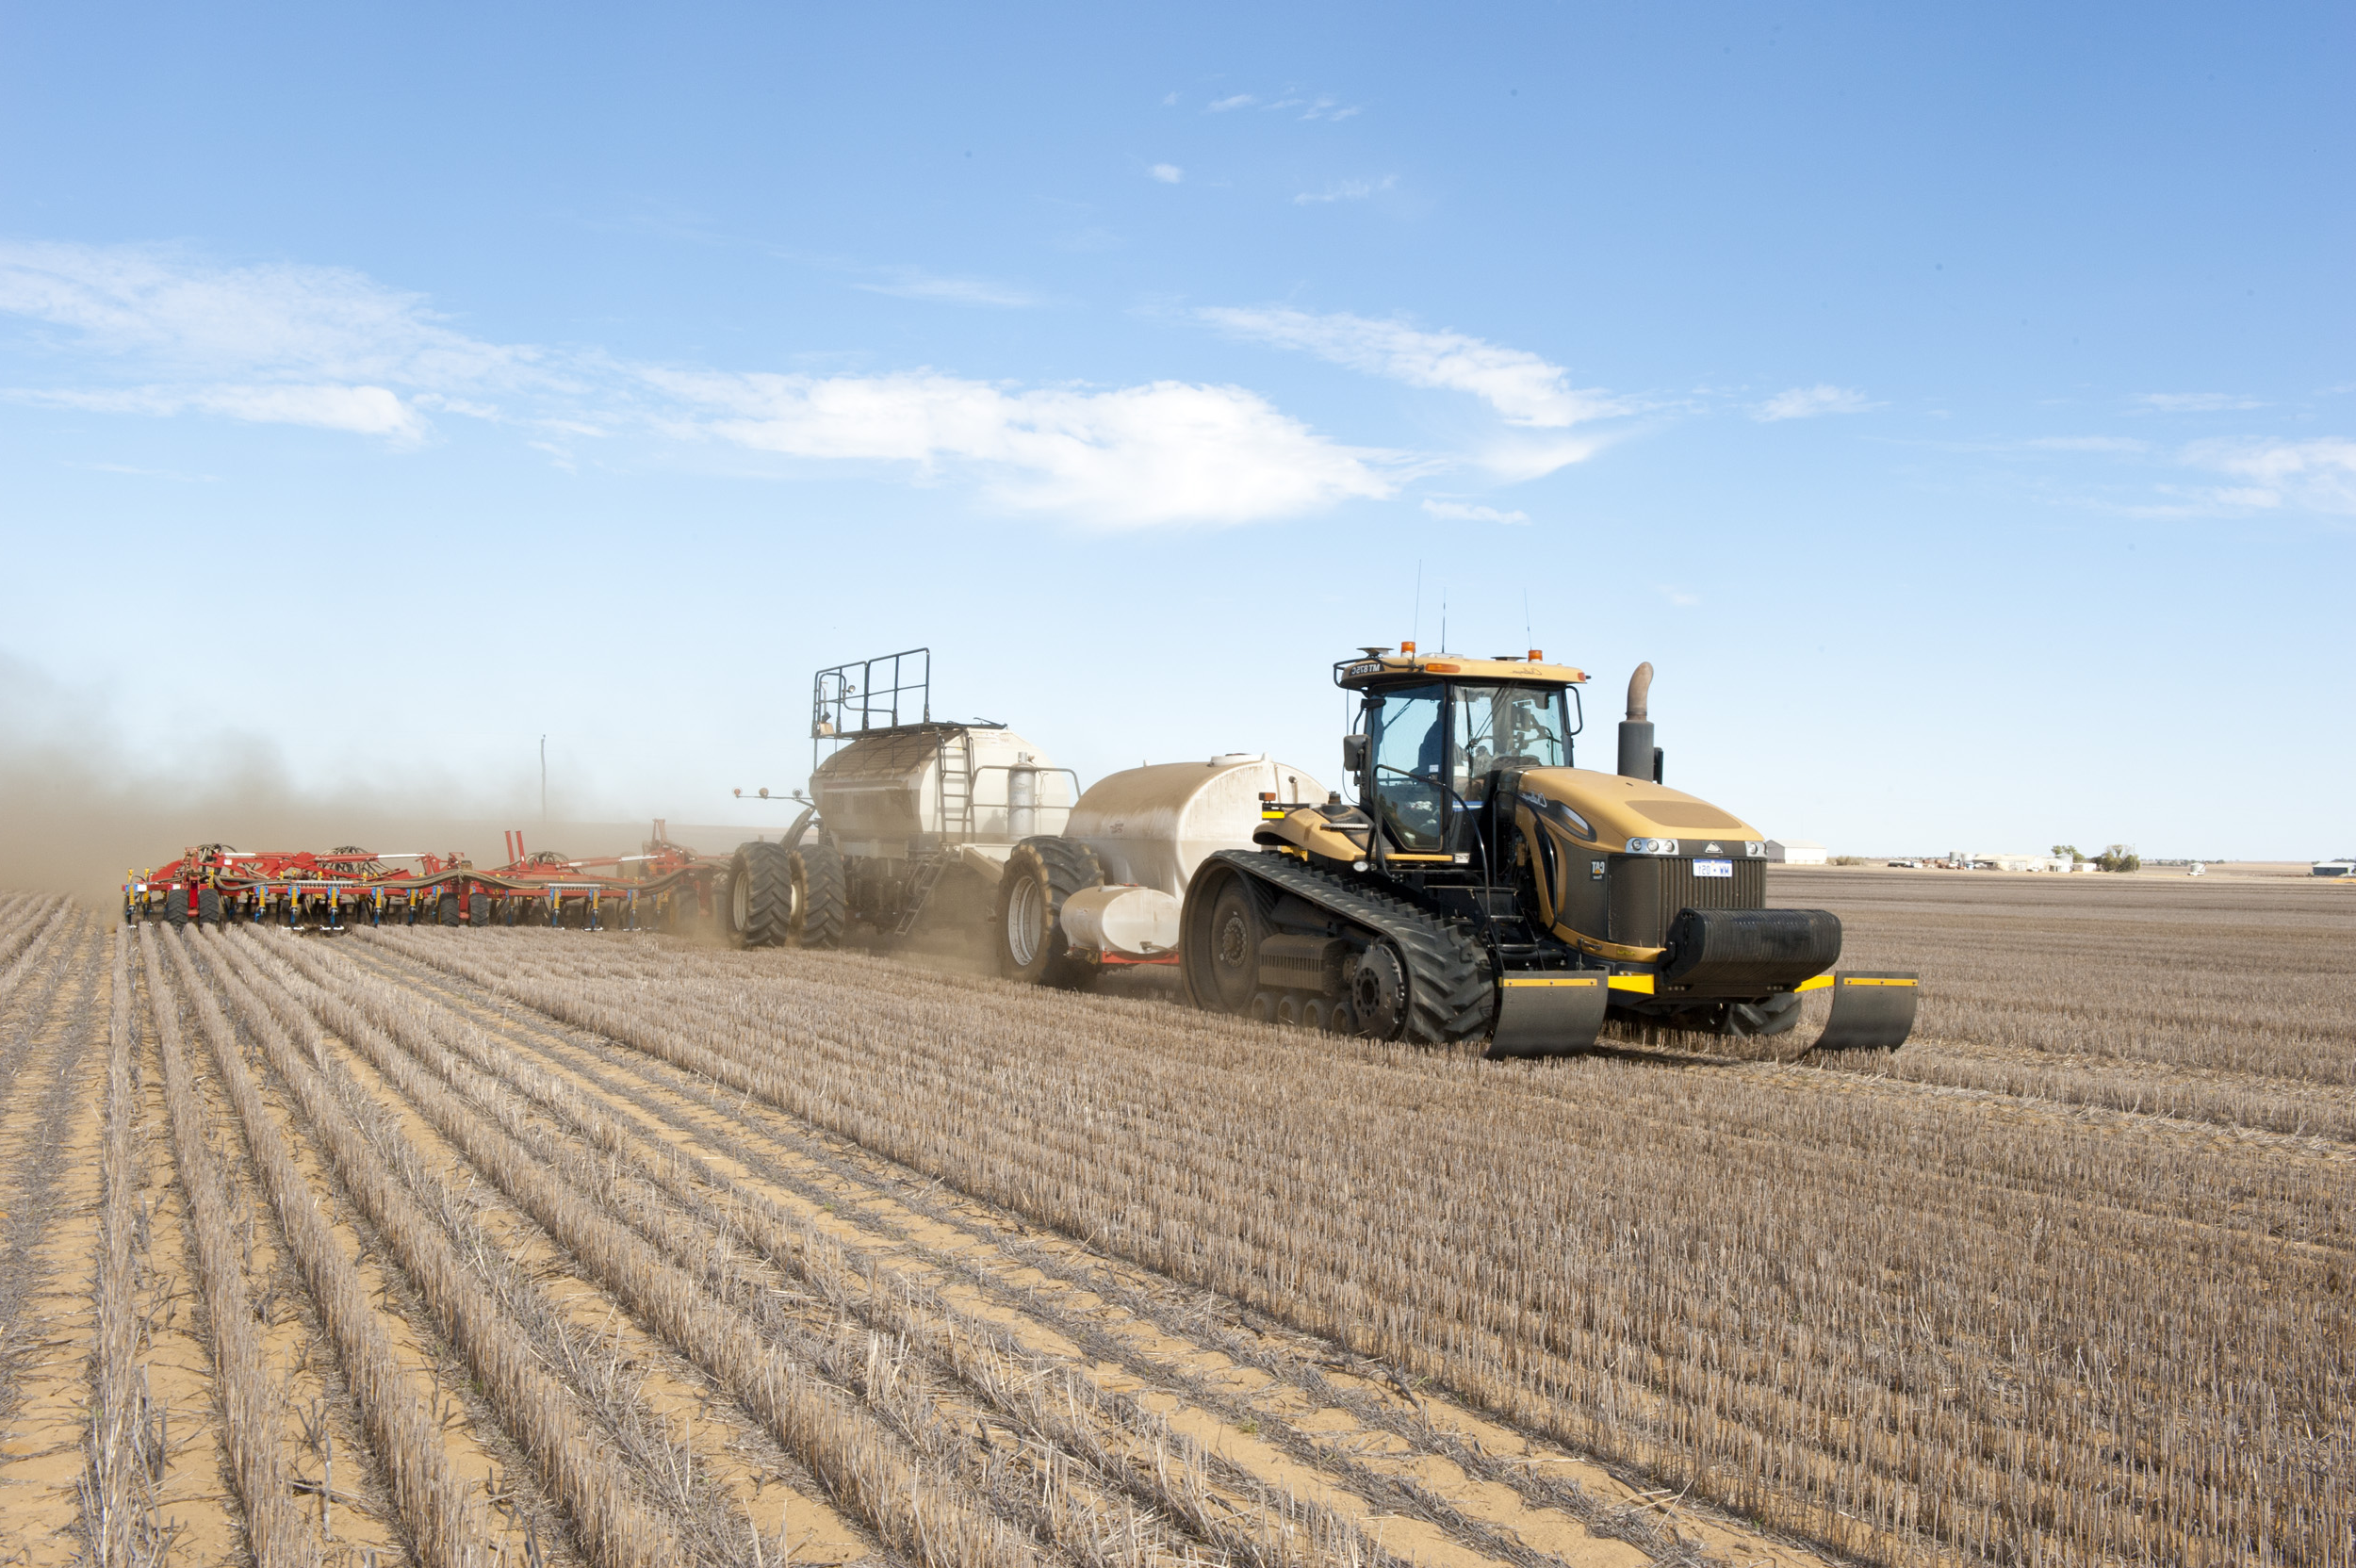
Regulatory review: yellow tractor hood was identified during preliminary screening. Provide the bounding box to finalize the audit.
[1516,768,1765,852]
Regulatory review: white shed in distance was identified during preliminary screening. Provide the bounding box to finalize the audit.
[1766,840,1829,865]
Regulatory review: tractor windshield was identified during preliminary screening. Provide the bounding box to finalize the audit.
[1452,684,1573,798]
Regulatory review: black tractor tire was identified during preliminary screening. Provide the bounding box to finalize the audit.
[197,887,222,926]
[164,891,188,928]
[726,841,795,948]
[437,892,461,926]
[995,837,1104,988]
[786,843,848,949]
[466,891,490,926]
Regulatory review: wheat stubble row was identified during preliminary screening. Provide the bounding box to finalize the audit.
[368,924,2349,1568]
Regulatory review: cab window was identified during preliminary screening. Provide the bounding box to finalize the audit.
[1453,685,1571,797]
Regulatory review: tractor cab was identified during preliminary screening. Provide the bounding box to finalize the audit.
[1334,646,1586,858]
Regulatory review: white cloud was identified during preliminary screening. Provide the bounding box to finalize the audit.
[1148,163,1184,184]
[854,270,1040,308]
[1752,384,1876,422]
[0,240,532,390]
[1658,586,1701,607]
[1294,175,1395,205]
[2183,437,2356,514]
[1200,306,1628,430]
[1422,499,1529,525]
[1160,91,1179,106]
[0,239,549,442]
[17,382,429,441]
[0,240,1448,526]
[2135,392,2265,414]
[1205,94,1255,112]
[646,369,1399,527]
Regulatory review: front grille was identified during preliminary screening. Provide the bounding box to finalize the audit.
[1606,857,1764,948]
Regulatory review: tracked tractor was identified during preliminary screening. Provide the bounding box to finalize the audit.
[1175,647,1917,1054]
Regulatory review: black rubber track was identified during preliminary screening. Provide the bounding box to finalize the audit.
[997,836,1104,988]
[1195,849,1492,1044]
[787,841,848,949]
[730,841,795,948]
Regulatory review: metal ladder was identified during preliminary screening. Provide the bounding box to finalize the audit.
[935,731,976,842]
[893,856,949,937]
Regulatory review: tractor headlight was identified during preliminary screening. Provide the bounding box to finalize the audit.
[1625,837,1678,856]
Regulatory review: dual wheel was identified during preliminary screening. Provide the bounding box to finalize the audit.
[726,840,847,950]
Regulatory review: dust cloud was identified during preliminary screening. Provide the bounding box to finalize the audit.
[0,654,762,903]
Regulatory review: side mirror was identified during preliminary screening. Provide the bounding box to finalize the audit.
[1341,733,1368,777]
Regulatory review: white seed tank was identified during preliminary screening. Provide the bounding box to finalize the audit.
[811,726,1074,858]
[1066,754,1329,897]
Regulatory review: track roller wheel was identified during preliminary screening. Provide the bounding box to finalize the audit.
[786,842,848,949]
[1721,991,1803,1037]
[995,836,1104,988]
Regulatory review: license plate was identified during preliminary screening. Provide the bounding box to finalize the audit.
[1693,858,1733,877]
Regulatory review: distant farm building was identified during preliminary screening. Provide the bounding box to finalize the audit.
[1766,840,1829,865]
[2315,858,2355,878]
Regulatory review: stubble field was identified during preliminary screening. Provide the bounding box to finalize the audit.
[0,871,2346,1568]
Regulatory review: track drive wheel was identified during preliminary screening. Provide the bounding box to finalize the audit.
[996,837,1104,988]
[1350,942,1409,1039]
[786,843,848,949]
[725,841,794,948]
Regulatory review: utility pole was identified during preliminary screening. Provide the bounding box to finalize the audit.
[540,735,548,823]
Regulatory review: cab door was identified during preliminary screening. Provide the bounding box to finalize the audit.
[1366,684,1448,852]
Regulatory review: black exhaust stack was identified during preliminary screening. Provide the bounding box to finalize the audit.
[1617,662,1662,783]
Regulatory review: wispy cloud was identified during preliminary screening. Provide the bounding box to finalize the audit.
[2183,437,2356,514]
[0,239,549,443]
[1423,499,1529,524]
[17,382,430,441]
[1205,93,1256,112]
[646,369,1399,527]
[1294,175,1395,205]
[1753,384,1877,422]
[1200,305,1629,430]
[1148,163,1185,184]
[853,269,1040,308]
[1658,586,1701,607]
[1263,94,1363,122]
[2023,435,2149,453]
[2135,392,2265,414]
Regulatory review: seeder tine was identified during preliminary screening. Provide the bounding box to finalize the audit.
[1486,973,1611,1058]
[1812,972,1919,1052]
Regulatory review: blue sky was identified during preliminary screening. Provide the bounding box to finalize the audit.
[1,2,2348,859]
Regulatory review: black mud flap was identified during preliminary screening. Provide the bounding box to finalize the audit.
[1486,974,1611,1058]
[1812,972,1920,1051]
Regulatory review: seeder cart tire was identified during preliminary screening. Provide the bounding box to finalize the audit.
[727,841,795,948]
[786,843,848,950]
[996,836,1104,989]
